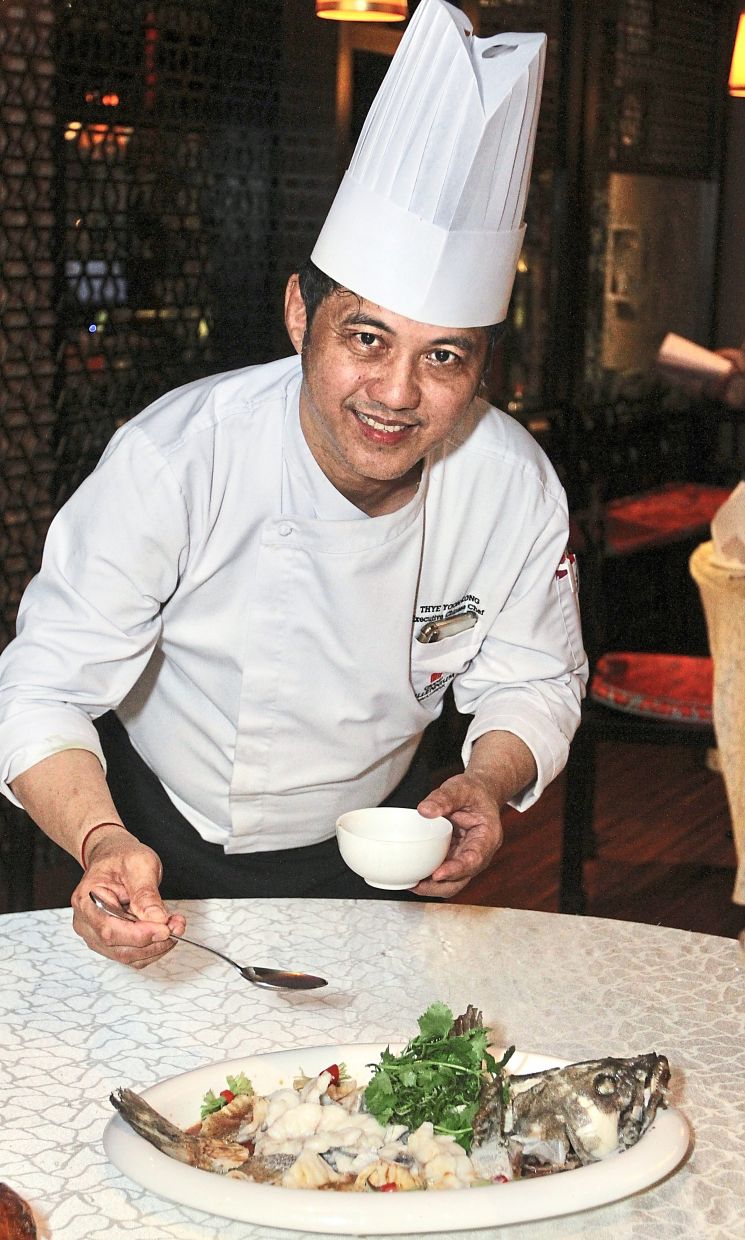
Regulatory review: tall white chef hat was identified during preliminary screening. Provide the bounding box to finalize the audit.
[311,0,546,329]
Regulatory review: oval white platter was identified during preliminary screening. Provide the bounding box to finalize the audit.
[103,1043,690,1235]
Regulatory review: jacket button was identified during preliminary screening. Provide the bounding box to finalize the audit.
[278,522,293,537]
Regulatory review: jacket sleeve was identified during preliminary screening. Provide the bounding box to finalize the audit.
[0,425,189,803]
[454,495,587,810]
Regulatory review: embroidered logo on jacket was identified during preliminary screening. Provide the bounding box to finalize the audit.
[415,671,456,703]
[555,549,578,593]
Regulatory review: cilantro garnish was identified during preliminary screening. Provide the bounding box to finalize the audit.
[364,1002,514,1152]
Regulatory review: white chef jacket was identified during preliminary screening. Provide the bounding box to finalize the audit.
[0,356,587,852]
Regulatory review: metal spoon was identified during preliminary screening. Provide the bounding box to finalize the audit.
[89,891,327,990]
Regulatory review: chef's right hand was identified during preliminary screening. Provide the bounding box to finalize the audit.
[71,826,186,968]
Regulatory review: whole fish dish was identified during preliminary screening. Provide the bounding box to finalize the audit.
[110,1003,670,1192]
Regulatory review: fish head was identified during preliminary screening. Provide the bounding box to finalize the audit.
[508,1052,670,1164]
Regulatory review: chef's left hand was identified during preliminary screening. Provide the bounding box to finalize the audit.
[411,729,537,899]
[411,770,503,898]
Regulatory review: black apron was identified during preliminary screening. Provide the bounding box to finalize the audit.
[94,712,432,901]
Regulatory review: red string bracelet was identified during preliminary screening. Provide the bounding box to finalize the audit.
[80,821,126,870]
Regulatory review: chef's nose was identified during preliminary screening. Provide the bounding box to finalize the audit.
[368,352,420,411]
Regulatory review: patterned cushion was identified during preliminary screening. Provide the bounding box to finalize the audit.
[590,652,713,723]
[570,482,731,556]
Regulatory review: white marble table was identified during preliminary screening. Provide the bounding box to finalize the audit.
[1,899,743,1239]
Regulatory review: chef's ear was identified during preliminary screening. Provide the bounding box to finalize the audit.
[284,274,307,355]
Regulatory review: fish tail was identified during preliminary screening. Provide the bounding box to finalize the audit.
[110,1088,249,1172]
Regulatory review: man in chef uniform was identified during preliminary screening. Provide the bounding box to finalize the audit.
[0,0,586,965]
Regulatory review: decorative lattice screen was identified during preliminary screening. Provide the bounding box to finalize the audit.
[1,2,58,654]
[54,1,282,496]
[0,1,338,652]
[609,0,724,173]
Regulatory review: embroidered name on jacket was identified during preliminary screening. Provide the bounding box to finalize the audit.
[415,594,484,621]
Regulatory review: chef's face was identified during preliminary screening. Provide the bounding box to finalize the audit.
[284,275,489,515]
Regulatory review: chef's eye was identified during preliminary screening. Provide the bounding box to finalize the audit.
[355,331,380,348]
[429,348,458,365]
[594,1073,617,1096]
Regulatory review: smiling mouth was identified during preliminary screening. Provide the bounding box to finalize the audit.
[354,409,415,435]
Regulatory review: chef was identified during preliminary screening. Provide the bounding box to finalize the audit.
[0,0,586,965]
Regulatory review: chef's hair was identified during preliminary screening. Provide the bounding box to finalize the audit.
[296,259,341,332]
[295,258,505,373]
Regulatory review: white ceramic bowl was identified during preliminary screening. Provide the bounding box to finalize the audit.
[336,807,453,890]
